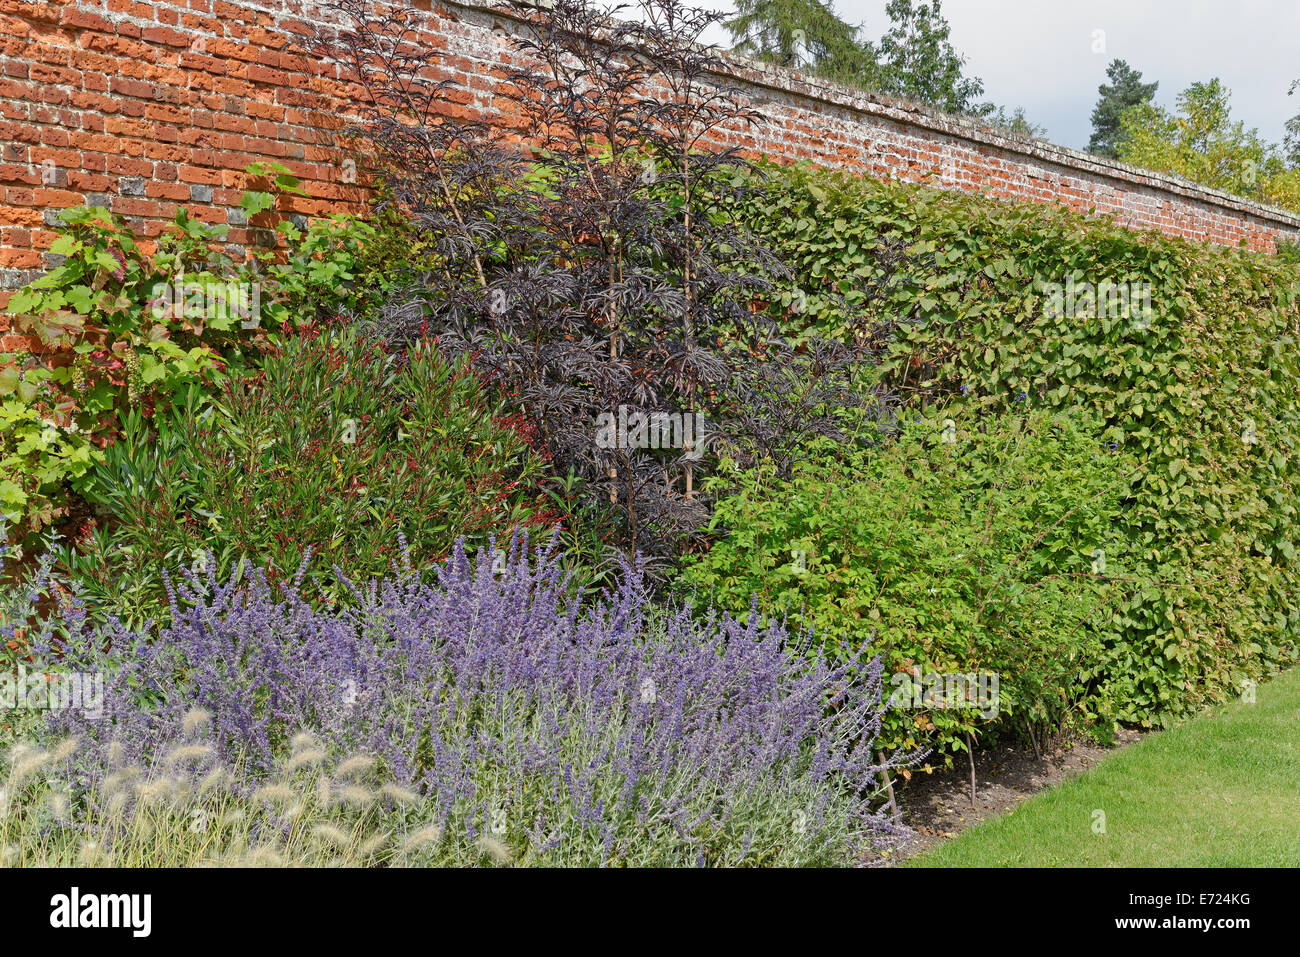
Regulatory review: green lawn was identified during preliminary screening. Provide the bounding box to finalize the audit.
[911,667,1300,867]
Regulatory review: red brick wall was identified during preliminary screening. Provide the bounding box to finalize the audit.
[0,0,368,325]
[3,0,1299,325]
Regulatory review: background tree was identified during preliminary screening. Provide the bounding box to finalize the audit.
[1118,78,1286,204]
[866,0,984,114]
[1285,79,1300,169]
[1088,59,1158,159]
[726,0,865,74]
[981,104,1047,139]
[727,0,1040,135]
[1261,79,1300,213]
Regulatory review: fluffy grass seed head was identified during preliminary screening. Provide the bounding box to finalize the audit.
[10,749,52,785]
[253,784,296,805]
[380,783,419,805]
[51,737,79,762]
[77,841,109,866]
[404,823,443,851]
[164,744,213,765]
[335,785,374,808]
[334,754,376,779]
[283,748,327,773]
[358,831,389,857]
[182,709,211,736]
[197,767,228,797]
[245,845,286,867]
[476,836,513,865]
[312,823,351,848]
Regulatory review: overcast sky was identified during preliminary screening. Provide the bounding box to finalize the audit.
[674,0,1298,151]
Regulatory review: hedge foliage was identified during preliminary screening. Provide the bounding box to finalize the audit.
[681,409,1142,760]
[727,161,1300,726]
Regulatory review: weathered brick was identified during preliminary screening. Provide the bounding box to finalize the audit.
[0,0,1293,278]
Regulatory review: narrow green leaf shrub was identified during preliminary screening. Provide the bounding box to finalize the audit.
[680,409,1147,761]
[726,161,1300,726]
[56,327,565,625]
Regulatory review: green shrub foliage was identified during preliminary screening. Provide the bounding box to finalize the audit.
[681,409,1143,759]
[725,161,1300,726]
[60,327,560,625]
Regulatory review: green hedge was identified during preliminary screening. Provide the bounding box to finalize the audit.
[725,161,1300,727]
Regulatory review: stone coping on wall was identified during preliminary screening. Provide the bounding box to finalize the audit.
[446,0,1300,240]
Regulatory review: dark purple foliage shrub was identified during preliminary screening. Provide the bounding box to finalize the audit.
[52,536,918,864]
[316,0,903,564]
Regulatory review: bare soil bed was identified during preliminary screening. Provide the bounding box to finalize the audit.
[885,728,1145,863]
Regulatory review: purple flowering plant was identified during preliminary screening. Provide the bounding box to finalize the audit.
[39,532,920,866]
